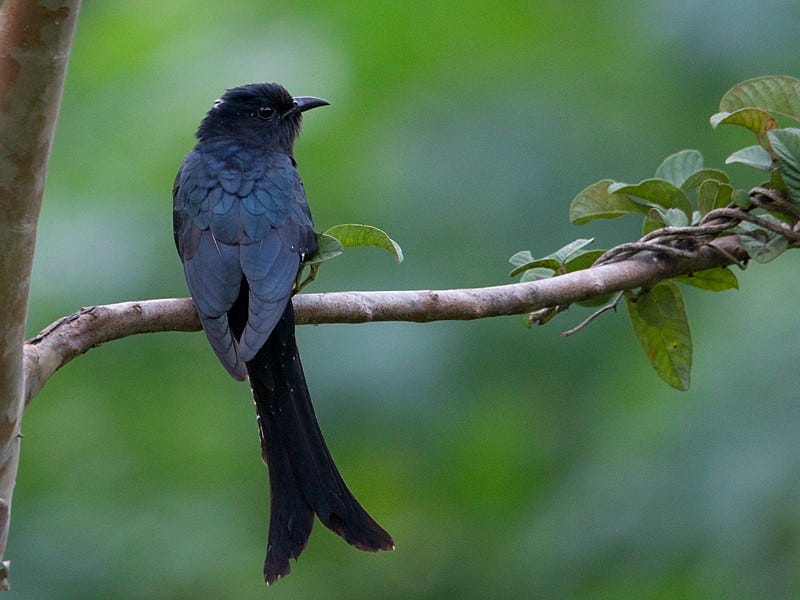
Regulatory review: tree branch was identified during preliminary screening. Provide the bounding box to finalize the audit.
[23,236,747,404]
[0,0,81,587]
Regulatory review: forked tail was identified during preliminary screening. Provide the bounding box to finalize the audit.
[245,302,394,584]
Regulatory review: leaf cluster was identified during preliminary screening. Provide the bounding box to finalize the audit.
[297,223,403,291]
[511,76,800,390]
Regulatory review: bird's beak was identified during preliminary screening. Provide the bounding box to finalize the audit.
[285,96,330,117]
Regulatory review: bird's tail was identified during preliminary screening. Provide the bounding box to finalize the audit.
[245,302,394,584]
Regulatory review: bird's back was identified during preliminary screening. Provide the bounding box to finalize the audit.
[173,141,317,378]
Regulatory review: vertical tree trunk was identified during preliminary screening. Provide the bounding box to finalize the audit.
[0,0,80,588]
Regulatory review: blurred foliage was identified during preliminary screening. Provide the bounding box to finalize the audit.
[14,0,800,598]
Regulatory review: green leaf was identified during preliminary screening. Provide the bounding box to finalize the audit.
[662,207,689,227]
[697,180,733,216]
[732,189,752,208]
[770,167,787,194]
[642,208,665,235]
[710,108,778,132]
[767,128,800,203]
[680,168,730,192]
[608,179,693,218]
[737,218,790,263]
[742,231,788,263]
[569,179,649,224]
[709,108,778,149]
[520,267,554,282]
[719,75,800,122]
[509,250,533,268]
[626,281,692,391]
[509,239,594,276]
[304,233,344,264]
[563,249,605,272]
[323,224,404,262]
[642,206,688,233]
[725,145,773,171]
[654,150,704,187]
[510,258,561,277]
[549,238,594,263]
[675,267,739,291]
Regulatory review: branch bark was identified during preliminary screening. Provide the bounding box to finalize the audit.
[23,236,747,405]
[0,0,81,587]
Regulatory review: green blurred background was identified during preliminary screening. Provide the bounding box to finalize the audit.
[13,1,800,597]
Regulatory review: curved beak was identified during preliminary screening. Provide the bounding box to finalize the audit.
[285,96,330,117]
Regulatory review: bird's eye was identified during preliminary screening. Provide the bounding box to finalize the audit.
[256,106,275,120]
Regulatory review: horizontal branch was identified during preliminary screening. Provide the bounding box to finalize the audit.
[23,236,746,404]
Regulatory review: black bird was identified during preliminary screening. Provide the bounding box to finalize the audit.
[172,83,394,584]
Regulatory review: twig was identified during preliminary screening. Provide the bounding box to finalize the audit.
[703,208,800,241]
[561,290,624,337]
[594,242,699,266]
[639,223,730,244]
[706,243,748,270]
[749,187,800,221]
[595,197,800,272]
[525,306,560,326]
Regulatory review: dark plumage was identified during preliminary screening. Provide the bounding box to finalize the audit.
[173,83,393,584]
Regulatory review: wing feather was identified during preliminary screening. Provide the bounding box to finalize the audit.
[174,145,316,377]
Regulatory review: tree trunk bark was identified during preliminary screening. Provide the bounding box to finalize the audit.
[0,0,81,587]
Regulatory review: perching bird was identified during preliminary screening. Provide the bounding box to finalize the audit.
[172,83,393,584]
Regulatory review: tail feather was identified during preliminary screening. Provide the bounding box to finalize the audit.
[257,402,315,584]
[246,302,394,584]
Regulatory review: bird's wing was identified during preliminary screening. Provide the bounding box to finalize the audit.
[237,153,317,362]
[173,149,246,379]
[173,147,317,375]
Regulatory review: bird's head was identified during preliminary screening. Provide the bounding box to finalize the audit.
[196,82,329,154]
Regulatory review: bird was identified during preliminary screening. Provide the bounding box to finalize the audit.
[172,82,394,584]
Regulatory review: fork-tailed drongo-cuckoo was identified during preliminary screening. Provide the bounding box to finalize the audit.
[172,83,393,584]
